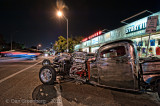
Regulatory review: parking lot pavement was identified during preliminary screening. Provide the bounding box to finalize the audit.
[59,81,160,106]
[0,57,160,106]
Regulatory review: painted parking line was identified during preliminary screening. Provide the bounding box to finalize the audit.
[0,60,42,84]
[54,84,63,106]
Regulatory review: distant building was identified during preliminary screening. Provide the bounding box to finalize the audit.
[74,11,160,57]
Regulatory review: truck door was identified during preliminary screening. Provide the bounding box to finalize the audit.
[97,43,135,89]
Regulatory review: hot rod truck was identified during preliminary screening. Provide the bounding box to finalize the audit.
[39,39,160,97]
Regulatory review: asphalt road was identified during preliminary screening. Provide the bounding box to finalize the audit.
[0,56,160,106]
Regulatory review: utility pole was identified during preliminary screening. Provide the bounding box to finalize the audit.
[11,34,12,50]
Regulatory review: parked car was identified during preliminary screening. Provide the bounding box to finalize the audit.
[39,39,160,98]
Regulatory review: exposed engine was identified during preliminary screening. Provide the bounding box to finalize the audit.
[69,52,88,78]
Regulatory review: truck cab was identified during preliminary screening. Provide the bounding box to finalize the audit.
[89,39,160,92]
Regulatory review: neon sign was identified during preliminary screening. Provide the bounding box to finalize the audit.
[82,31,102,42]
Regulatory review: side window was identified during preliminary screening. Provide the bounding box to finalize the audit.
[100,46,126,58]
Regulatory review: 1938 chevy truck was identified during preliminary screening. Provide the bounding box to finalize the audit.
[39,39,160,97]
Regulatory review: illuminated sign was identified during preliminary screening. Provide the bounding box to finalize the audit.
[104,32,110,40]
[125,21,147,34]
[146,15,158,34]
[82,31,102,42]
[91,37,98,45]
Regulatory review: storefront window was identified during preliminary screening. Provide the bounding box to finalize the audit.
[132,34,160,57]
[82,42,87,48]
[91,47,99,53]
[82,48,89,52]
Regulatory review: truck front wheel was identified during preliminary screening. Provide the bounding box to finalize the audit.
[39,66,56,85]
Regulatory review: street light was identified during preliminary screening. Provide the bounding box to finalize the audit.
[57,11,62,17]
[57,10,69,52]
[37,44,41,50]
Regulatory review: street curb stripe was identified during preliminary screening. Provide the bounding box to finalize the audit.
[55,84,63,106]
[0,60,42,84]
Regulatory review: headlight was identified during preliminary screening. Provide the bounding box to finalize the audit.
[44,53,48,57]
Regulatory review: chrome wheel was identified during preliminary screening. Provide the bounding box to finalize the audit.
[40,69,52,83]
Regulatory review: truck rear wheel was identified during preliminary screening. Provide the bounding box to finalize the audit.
[39,66,56,85]
[42,59,51,66]
[157,82,160,98]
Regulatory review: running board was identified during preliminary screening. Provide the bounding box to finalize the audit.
[89,81,142,94]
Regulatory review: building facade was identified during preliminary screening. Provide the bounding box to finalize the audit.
[74,11,160,57]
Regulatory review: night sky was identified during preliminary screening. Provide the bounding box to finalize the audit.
[0,0,160,49]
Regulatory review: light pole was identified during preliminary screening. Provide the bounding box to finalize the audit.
[10,31,18,50]
[57,11,69,52]
[11,33,12,50]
